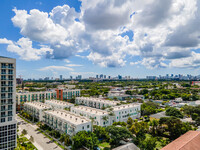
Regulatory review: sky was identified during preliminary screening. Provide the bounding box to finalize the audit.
[0,0,200,79]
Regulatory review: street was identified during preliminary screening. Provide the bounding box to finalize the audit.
[17,115,63,150]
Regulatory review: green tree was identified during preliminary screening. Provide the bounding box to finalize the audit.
[165,107,183,118]
[139,135,157,150]
[127,117,134,129]
[106,126,133,148]
[93,125,110,142]
[22,129,27,135]
[72,131,98,150]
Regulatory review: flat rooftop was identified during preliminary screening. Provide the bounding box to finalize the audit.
[76,97,119,105]
[24,102,51,110]
[112,103,140,111]
[17,91,56,94]
[46,100,74,106]
[45,110,91,125]
[72,106,108,115]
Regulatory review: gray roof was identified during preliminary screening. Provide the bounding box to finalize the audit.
[150,111,167,119]
[112,143,140,150]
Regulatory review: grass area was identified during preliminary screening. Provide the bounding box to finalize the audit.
[18,114,31,123]
[37,129,65,149]
[98,142,111,150]
[15,135,38,150]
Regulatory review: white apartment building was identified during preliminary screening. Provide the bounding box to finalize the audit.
[45,100,74,109]
[0,56,17,150]
[112,104,141,122]
[75,97,119,109]
[16,89,81,110]
[71,106,113,127]
[43,110,91,136]
[24,102,51,122]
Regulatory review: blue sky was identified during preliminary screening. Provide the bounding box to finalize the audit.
[0,0,200,79]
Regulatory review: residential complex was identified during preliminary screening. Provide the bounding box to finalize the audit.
[16,89,80,111]
[112,104,141,122]
[0,56,17,150]
[16,91,56,110]
[71,106,112,127]
[43,110,91,136]
[24,102,51,122]
[45,99,74,109]
[75,97,119,109]
[55,89,81,100]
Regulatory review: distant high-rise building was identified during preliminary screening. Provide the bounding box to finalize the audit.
[0,56,17,149]
[104,75,106,79]
[60,75,63,80]
[77,75,82,80]
[118,75,122,80]
[100,74,103,78]
[96,75,99,79]
[70,76,73,80]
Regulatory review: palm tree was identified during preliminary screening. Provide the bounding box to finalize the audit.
[90,117,95,132]
[29,136,34,143]
[102,116,109,126]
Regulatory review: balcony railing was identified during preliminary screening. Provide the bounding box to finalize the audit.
[1,66,14,69]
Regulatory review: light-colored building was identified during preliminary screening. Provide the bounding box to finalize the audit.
[55,89,81,100]
[112,104,141,122]
[75,97,119,109]
[45,100,74,109]
[16,90,57,110]
[24,102,51,121]
[43,110,91,136]
[16,89,81,110]
[0,56,17,149]
[71,106,113,127]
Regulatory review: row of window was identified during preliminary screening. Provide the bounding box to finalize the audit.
[1,69,13,75]
[0,124,16,131]
[1,117,12,123]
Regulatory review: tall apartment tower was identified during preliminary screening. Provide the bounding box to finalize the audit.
[0,56,17,150]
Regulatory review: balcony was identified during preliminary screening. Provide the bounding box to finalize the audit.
[1,78,13,81]
[1,66,14,69]
[1,85,13,87]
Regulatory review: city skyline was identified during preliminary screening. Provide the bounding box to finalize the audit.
[1,0,200,79]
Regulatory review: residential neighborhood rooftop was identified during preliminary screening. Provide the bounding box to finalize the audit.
[45,110,91,125]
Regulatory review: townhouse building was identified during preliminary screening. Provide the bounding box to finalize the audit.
[75,97,119,109]
[24,102,51,122]
[45,100,74,110]
[43,110,91,136]
[71,106,113,127]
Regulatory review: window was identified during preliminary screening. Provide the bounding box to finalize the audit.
[8,117,12,121]
[82,126,84,130]
[87,125,90,128]
[1,118,5,123]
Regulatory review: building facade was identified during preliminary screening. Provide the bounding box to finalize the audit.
[16,89,80,111]
[0,56,17,150]
[71,106,113,127]
[112,104,141,122]
[43,110,91,136]
[24,102,51,122]
[75,97,119,109]
[55,89,80,100]
[16,91,56,111]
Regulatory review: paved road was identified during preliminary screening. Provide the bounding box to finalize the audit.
[17,115,63,150]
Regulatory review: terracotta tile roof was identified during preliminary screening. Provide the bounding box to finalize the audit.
[161,131,200,150]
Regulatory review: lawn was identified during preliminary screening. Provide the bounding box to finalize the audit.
[98,142,111,150]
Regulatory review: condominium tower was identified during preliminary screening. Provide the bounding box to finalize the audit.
[0,56,17,150]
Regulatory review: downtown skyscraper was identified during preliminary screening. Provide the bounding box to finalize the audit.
[0,56,17,150]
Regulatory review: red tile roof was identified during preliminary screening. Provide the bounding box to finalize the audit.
[161,131,200,150]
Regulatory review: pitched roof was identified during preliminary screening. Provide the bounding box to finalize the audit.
[161,131,200,150]
[112,143,140,150]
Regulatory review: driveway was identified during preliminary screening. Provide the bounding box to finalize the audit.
[17,115,63,150]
